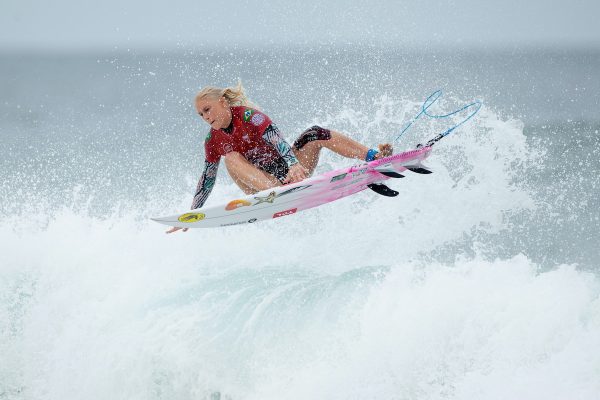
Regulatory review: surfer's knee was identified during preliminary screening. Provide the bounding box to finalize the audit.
[293,125,331,150]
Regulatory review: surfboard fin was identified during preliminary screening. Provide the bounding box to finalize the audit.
[405,164,433,174]
[379,171,405,178]
[374,165,405,178]
[367,183,399,197]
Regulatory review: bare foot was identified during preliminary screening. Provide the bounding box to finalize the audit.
[375,143,393,159]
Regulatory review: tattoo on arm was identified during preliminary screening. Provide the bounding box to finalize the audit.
[191,160,219,209]
[262,124,299,167]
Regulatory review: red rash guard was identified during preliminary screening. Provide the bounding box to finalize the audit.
[191,107,331,210]
[204,106,280,165]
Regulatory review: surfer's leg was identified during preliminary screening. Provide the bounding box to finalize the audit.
[292,126,333,174]
[224,152,282,194]
[320,132,393,160]
[293,126,393,174]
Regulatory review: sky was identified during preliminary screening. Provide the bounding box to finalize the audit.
[1,0,600,51]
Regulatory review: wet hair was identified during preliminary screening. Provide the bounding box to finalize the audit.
[195,80,260,110]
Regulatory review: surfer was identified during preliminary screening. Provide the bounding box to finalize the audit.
[167,82,392,233]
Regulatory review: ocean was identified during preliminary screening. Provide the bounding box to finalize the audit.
[1,46,599,399]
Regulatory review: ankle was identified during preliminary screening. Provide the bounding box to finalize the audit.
[365,148,379,161]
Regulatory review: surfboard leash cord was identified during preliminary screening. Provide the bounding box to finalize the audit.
[395,90,482,148]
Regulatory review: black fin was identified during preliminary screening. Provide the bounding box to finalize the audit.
[367,183,399,197]
[379,171,405,178]
[405,166,433,174]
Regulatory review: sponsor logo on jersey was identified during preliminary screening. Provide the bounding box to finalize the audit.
[178,212,205,223]
[251,112,265,126]
[243,109,254,121]
[273,208,297,218]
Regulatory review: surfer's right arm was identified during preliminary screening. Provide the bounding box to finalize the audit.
[191,160,219,209]
[166,159,220,234]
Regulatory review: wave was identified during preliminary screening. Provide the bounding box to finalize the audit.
[2,235,599,399]
[1,97,599,399]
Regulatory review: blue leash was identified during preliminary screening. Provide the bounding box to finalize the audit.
[395,90,482,148]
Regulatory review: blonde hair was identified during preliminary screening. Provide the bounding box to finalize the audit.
[195,80,260,110]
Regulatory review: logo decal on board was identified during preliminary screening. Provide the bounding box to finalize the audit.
[352,168,368,177]
[252,185,312,206]
[225,199,252,211]
[273,208,297,218]
[330,173,347,182]
[178,212,205,223]
[253,191,278,205]
[278,185,312,196]
[220,217,258,227]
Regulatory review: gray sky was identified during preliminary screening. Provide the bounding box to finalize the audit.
[2,0,600,50]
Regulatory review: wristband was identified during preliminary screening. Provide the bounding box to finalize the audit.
[365,149,379,162]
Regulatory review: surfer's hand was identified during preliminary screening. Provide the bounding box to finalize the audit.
[284,163,308,184]
[166,227,188,234]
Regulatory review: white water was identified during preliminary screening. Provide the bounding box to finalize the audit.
[1,100,599,399]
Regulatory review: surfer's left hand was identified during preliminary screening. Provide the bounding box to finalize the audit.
[166,226,189,234]
[284,163,308,184]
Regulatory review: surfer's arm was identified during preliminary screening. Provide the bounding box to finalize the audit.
[191,160,219,209]
[262,124,299,167]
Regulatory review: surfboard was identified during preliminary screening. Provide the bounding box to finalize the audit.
[151,146,432,229]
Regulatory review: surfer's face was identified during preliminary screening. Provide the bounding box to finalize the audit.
[196,96,232,130]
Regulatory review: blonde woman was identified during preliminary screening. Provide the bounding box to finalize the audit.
[167,82,392,234]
